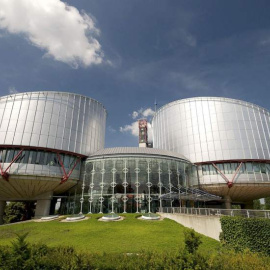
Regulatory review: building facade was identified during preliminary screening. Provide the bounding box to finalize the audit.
[2,93,270,222]
[64,147,197,214]
[152,97,270,207]
[0,91,106,222]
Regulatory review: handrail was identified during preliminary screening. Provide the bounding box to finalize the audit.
[158,207,270,219]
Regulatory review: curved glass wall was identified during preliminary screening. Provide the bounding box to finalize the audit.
[197,162,270,185]
[67,155,197,214]
[0,148,81,179]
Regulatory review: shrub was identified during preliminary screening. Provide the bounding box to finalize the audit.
[220,216,270,255]
[0,232,270,269]
[3,202,25,224]
[184,228,202,254]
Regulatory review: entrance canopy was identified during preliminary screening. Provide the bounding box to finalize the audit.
[160,187,222,202]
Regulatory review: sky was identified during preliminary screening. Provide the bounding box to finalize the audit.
[0,0,270,148]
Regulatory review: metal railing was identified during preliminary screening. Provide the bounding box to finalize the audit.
[158,207,270,219]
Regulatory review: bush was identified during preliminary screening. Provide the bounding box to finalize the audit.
[184,228,202,254]
[0,232,270,269]
[3,202,25,224]
[220,216,270,255]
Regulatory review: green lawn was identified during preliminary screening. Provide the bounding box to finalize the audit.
[0,214,220,254]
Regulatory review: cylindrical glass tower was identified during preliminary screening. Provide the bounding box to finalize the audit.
[0,91,106,200]
[152,97,270,204]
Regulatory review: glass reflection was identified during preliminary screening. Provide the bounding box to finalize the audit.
[0,148,81,172]
[81,156,197,214]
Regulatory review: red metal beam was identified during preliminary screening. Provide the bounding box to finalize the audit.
[56,153,81,184]
[0,163,3,174]
[211,163,230,183]
[211,162,243,188]
[0,149,24,181]
[230,162,243,187]
[57,153,67,179]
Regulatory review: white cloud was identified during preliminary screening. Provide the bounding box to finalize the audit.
[0,0,103,67]
[8,86,18,94]
[142,108,155,118]
[131,107,155,120]
[120,121,138,137]
[132,111,139,119]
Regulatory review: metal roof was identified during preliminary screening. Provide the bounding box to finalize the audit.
[160,188,222,202]
[88,147,191,162]
[0,91,107,113]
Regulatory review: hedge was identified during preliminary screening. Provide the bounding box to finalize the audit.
[220,216,270,255]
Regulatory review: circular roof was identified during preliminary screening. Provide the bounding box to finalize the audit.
[88,147,191,162]
[0,91,107,113]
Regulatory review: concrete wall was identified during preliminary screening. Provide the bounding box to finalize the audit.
[159,213,222,241]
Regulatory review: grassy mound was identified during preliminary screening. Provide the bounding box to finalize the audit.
[0,214,219,254]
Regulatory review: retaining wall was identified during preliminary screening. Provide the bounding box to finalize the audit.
[159,213,222,241]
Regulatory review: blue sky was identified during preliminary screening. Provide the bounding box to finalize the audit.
[0,0,270,147]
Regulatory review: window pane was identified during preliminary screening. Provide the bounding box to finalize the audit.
[253,163,260,173]
[36,152,41,164]
[261,163,266,174]
[23,150,30,163]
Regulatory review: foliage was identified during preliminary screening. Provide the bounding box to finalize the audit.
[184,228,202,254]
[0,235,270,270]
[220,216,270,255]
[11,233,30,259]
[232,204,241,209]
[3,202,25,224]
[265,197,270,210]
[253,199,262,210]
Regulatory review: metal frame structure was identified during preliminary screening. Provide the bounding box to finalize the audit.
[159,187,222,202]
[56,153,81,184]
[0,149,24,181]
[0,146,83,183]
[211,162,243,188]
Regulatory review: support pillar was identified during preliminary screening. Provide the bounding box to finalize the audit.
[0,201,6,225]
[34,191,53,219]
[224,196,232,209]
[35,200,51,218]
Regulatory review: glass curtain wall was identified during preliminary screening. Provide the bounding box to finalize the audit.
[199,162,270,177]
[0,148,81,172]
[71,156,197,214]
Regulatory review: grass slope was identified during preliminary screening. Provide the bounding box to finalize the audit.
[0,214,220,254]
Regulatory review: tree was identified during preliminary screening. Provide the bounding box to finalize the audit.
[4,202,26,224]
[264,197,270,210]
[184,229,202,254]
[253,199,262,210]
